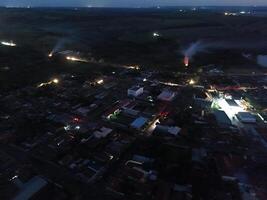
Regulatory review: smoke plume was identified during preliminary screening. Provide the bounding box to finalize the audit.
[182,39,267,60]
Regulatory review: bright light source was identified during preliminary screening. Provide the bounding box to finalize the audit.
[1,41,16,47]
[153,32,160,37]
[143,78,147,82]
[215,98,244,119]
[66,56,87,63]
[37,78,59,88]
[75,126,80,130]
[66,56,77,61]
[73,117,80,122]
[189,79,195,85]
[37,83,45,88]
[147,118,160,134]
[97,79,104,84]
[9,175,18,181]
[66,56,80,61]
[64,125,71,131]
[127,65,140,70]
[184,56,189,67]
[52,78,59,84]
[48,53,53,57]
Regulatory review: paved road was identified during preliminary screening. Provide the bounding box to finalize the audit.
[231,117,267,150]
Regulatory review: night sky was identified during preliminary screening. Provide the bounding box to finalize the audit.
[1,0,267,7]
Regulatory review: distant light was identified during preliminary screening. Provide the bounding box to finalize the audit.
[66,56,78,61]
[48,53,53,57]
[64,125,71,131]
[224,12,237,16]
[37,83,45,88]
[97,79,104,84]
[9,175,18,181]
[52,78,59,84]
[184,56,189,67]
[66,56,87,63]
[189,79,195,85]
[215,98,244,119]
[37,78,59,88]
[73,117,80,122]
[1,41,16,47]
[126,65,140,70]
[143,78,147,82]
[75,126,80,130]
[240,11,246,14]
[257,113,265,122]
[153,32,160,37]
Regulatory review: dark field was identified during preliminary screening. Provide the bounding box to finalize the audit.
[0,7,267,90]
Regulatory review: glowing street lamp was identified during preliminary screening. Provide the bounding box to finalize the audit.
[189,79,195,85]
[52,78,59,84]
[97,79,104,84]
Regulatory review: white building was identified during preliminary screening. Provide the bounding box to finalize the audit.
[128,86,144,97]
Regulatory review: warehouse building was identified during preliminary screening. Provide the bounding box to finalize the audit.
[237,112,256,123]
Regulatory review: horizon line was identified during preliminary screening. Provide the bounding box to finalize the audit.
[1,5,267,9]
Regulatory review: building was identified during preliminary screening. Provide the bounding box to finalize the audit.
[225,99,239,107]
[237,112,256,123]
[131,117,148,129]
[128,86,144,97]
[93,127,113,138]
[154,125,181,136]
[257,55,267,67]
[214,110,232,126]
[13,176,48,200]
[157,90,176,101]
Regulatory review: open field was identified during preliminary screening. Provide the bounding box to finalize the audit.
[0,7,267,90]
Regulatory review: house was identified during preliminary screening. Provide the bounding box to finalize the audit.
[13,176,48,200]
[157,90,176,101]
[154,125,181,136]
[93,127,113,138]
[130,117,148,129]
[128,86,144,97]
[237,112,256,123]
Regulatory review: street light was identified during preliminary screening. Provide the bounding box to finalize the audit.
[189,79,195,85]
[52,78,59,84]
